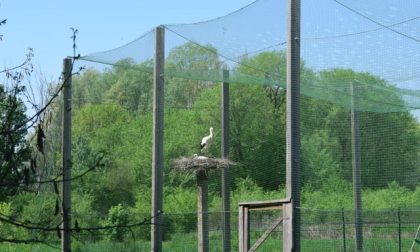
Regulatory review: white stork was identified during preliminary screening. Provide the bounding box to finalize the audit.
[193,154,208,160]
[200,127,214,153]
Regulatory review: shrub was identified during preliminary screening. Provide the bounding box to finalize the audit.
[105,204,130,241]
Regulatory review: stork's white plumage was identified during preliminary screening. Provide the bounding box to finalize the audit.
[193,154,209,160]
[200,127,214,153]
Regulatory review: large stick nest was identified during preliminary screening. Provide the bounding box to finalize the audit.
[172,156,236,173]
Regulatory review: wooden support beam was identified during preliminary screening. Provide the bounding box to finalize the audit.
[249,216,284,252]
[197,170,209,252]
[238,205,250,252]
[239,199,290,210]
[61,57,72,252]
[351,82,363,252]
[221,69,231,252]
[285,0,301,250]
[151,25,165,252]
[238,199,290,252]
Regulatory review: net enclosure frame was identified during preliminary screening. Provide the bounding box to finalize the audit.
[238,198,291,252]
[74,0,420,251]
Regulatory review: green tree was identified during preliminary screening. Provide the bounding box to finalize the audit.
[0,85,31,200]
[230,84,286,190]
[104,59,153,114]
[73,103,137,213]
[317,69,420,188]
[0,29,33,201]
[231,51,290,190]
[73,60,153,114]
[192,83,285,190]
[165,42,222,108]
[301,130,341,188]
[72,68,104,109]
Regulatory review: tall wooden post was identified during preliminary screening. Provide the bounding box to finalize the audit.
[197,170,209,252]
[351,82,363,252]
[238,205,249,252]
[62,57,72,252]
[221,69,231,252]
[398,208,401,252]
[284,0,301,251]
[342,208,347,252]
[151,25,165,252]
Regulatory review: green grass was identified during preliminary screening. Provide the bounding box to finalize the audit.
[0,243,59,252]
[0,234,416,251]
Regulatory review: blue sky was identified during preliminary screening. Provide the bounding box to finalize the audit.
[2,0,419,84]
[0,0,254,81]
[1,0,419,114]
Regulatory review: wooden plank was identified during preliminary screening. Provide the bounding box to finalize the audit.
[239,198,290,209]
[249,216,284,252]
[283,202,293,252]
[244,207,249,251]
[249,205,284,211]
[238,206,244,252]
[238,205,249,252]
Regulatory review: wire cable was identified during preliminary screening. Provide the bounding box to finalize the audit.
[334,0,420,43]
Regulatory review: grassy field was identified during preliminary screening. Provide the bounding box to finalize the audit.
[0,233,416,251]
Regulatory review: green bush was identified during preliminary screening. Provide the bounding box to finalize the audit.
[10,192,60,241]
[104,204,130,241]
[0,202,18,239]
[164,187,197,234]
